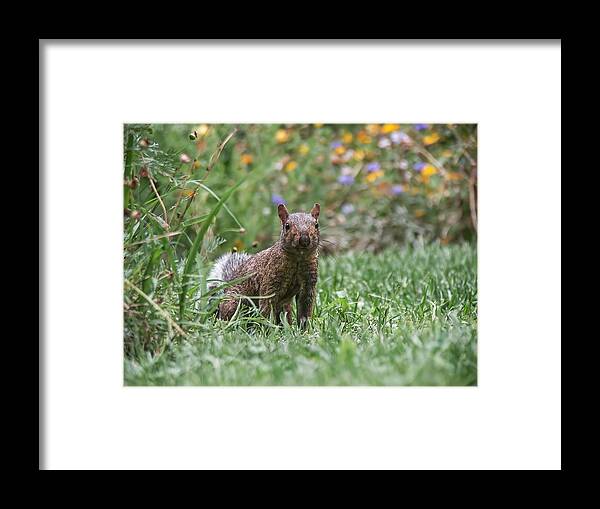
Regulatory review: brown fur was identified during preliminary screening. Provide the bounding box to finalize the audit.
[218,203,320,329]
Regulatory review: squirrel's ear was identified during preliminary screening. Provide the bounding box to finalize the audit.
[311,203,320,220]
[278,203,289,223]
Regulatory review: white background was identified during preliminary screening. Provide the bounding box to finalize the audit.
[41,41,561,470]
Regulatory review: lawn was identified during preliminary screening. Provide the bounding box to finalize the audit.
[124,242,477,386]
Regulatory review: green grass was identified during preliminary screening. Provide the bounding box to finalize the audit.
[124,242,477,386]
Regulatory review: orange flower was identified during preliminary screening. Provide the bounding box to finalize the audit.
[356,131,372,144]
[334,146,346,155]
[241,154,253,165]
[342,132,353,144]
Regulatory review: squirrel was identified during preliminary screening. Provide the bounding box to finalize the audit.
[208,203,321,329]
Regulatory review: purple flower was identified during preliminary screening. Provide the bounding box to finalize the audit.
[366,162,381,173]
[271,193,286,205]
[414,123,429,131]
[341,203,355,215]
[391,131,411,145]
[331,140,343,149]
[391,185,404,196]
[337,175,354,186]
[413,162,426,172]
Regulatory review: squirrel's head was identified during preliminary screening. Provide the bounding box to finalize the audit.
[277,203,320,255]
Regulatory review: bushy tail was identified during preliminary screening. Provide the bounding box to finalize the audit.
[207,252,253,290]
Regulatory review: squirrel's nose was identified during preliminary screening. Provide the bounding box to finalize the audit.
[299,234,310,247]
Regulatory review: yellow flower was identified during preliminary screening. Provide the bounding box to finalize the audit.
[313,123,324,128]
[446,171,462,181]
[442,149,453,158]
[366,124,381,136]
[241,154,253,165]
[298,143,310,155]
[192,159,201,170]
[422,164,438,177]
[342,132,353,144]
[275,129,290,144]
[365,170,384,183]
[335,146,346,155]
[354,149,366,161]
[284,160,298,172]
[423,133,441,145]
[381,124,400,134]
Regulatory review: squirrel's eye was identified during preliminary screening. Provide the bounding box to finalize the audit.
[285,223,291,231]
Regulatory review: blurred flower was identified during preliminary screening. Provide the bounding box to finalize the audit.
[442,149,453,158]
[391,131,411,145]
[414,123,429,131]
[414,162,426,171]
[192,159,201,170]
[415,209,426,218]
[357,131,372,144]
[271,193,286,205]
[342,149,355,162]
[298,143,310,155]
[365,170,384,183]
[241,154,253,165]
[399,159,409,170]
[341,165,354,175]
[179,153,192,164]
[341,203,355,215]
[234,239,245,251]
[342,132,353,144]
[196,124,210,137]
[275,129,290,143]
[335,146,346,155]
[378,137,391,149]
[284,160,298,172]
[274,161,284,171]
[331,140,343,149]
[446,171,462,181]
[391,185,404,195]
[314,123,324,128]
[354,149,366,161]
[423,133,441,145]
[366,162,381,173]
[366,124,381,136]
[422,164,438,177]
[338,175,354,185]
[381,124,400,134]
